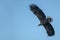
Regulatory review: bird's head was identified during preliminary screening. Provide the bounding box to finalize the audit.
[47,16,53,23]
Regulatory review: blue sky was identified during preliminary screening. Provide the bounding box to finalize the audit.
[0,0,60,40]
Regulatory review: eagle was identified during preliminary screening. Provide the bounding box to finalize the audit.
[29,4,55,36]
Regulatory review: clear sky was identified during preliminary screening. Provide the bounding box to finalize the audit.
[0,0,60,40]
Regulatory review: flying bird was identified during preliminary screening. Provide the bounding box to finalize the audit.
[29,4,55,36]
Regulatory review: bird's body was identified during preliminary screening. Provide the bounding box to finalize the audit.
[29,4,55,36]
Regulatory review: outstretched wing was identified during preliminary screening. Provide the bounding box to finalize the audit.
[43,22,55,36]
[29,4,55,36]
[30,4,46,21]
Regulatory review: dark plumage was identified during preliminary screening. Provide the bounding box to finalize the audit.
[29,4,55,36]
